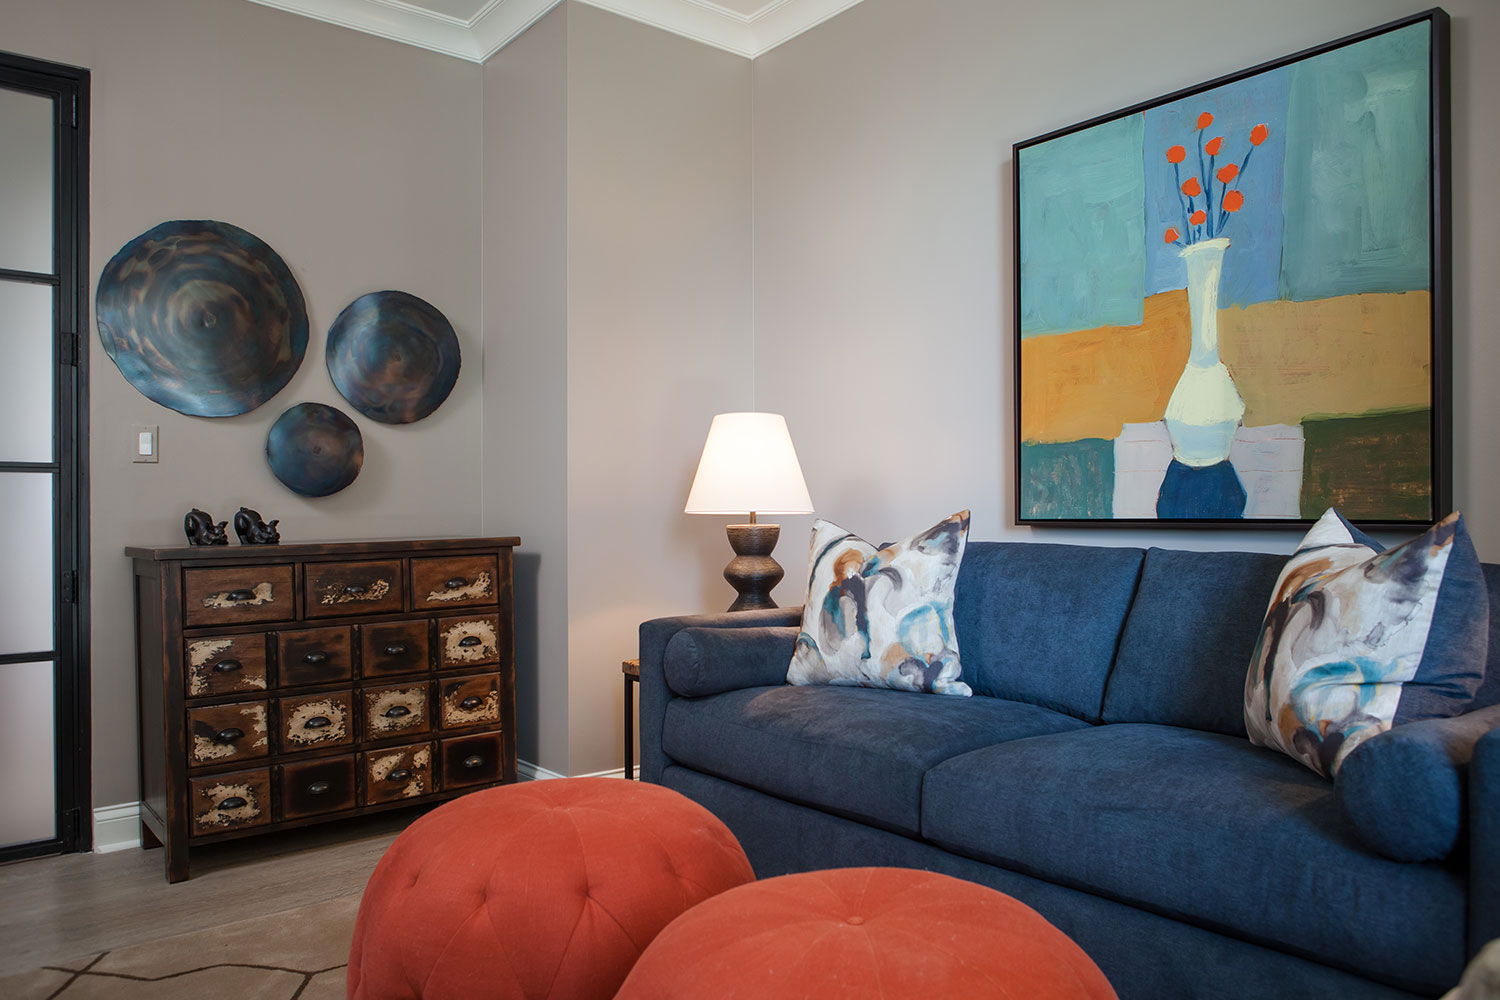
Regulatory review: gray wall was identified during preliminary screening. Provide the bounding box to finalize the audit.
[4,0,482,809]
[751,0,1500,579]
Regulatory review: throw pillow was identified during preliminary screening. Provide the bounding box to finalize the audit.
[1244,508,1488,779]
[787,511,972,696]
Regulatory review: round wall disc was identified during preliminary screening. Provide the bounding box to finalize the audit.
[265,402,364,497]
[325,290,460,424]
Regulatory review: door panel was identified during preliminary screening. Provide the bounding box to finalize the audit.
[0,281,55,463]
[0,88,53,274]
[0,472,54,655]
[0,661,56,846]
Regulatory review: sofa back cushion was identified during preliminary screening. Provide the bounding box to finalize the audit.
[953,542,1143,722]
[1102,547,1288,737]
[1477,563,1500,709]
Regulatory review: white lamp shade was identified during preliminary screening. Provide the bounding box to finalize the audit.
[684,412,814,516]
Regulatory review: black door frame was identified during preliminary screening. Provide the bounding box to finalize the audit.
[0,49,91,860]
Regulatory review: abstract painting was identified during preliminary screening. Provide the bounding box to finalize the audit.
[1014,10,1450,527]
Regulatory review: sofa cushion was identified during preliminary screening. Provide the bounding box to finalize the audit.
[1245,509,1489,778]
[921,724,1465,994]
[662,685,1088,836]
[952,541,1144,721]
[787,512,972,696]
[664,627,800,697]
[1102,547,1287,736]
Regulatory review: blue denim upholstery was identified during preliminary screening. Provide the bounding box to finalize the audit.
[1471,726,1500,955]
[663,626,798,697]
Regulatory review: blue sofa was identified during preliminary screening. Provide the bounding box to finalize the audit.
[638,541,1500,999]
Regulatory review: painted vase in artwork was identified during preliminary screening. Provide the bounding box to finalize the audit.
[1162,237,1244,466]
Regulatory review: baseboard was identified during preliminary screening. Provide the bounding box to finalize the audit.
[518,760,627,781]
[92,802,141,854]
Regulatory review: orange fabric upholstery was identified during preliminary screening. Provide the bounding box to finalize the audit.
[615,866,1118,999]
[347,778,753,1000]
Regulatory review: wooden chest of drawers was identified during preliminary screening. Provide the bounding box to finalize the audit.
[126,536,519,882]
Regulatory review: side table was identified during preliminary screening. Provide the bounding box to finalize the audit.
[622,659,640,780]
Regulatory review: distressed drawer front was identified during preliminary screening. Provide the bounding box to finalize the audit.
[413,555,499,610]
[185,635,267,698]
[363,683,431,740]
[363,742,434,804]
[438,615,500,669]
[280,755,357,820]
[360,621,431,677]
[304,560,404,619]
[277,627,353,687]
[440,733,503,788]
[279,691,354,752]
[184,565,295,627]
[190,768,271,835]
[439,673,500,729]
[187,701,269,767]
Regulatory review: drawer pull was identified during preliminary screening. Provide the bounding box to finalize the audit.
[383,643,407,656]
[225,589,256,602]
[213,659,243,673]
[445,577,468,590]
[383,705,411,719]
[462,754,485,769]
[304,716,332,730]
[302,651,329,665]
[214,727,244,743]
[307,781,331,796]
[388,768,412,783]
[343,583,368,595]
[458,636,481,648]
[218,796,248,810]
[459,696,482,710]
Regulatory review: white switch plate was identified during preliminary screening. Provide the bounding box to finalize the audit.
[133,424,158,464]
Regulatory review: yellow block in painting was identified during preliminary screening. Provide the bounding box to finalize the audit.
[1020,290,1431,444]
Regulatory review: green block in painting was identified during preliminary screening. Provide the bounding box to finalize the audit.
[1300,409,1432,521]
[1021,439,1115,519]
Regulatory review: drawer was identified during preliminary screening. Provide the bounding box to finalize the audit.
[184,565,295,627]
[438,615,500,669]
[360,620,430,677]
[280,755,357,820]
[187,701,269,767]
[439,732,504,789]
[185,635,267,698]
[413,555,499,610]
[439,673,500,729]
[189,768,272,836]
[278,690,354,752]
[277,627,353,687]
[363,742,434,804]
[304,560,405,619]
[363,682,431,741]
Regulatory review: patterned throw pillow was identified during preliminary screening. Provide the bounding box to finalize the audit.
[1244,508,1488,778]
[786,511,972,696]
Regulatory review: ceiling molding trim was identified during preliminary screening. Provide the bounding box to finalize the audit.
[243,0,482,59]
[471,0,565,60]
[746,0,863,52]
[571,0,757,57]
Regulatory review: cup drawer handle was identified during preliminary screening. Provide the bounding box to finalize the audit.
[214,727,243,743]
[388,768,412,782]
[384,705,411,719]
[213,659,242,673]
[445,576,468,590]
[307,781,331,796]
[457,636,481,648]
[302,651,329,665]
[459,696,482,710]
[303,716,332,730]
[225,589,256,602]
[462,754,485,769]
[383,643,407,656]
[218,796,247,810]
[343,583,367,596]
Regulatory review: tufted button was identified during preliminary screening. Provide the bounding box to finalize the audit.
[845,915,865,926]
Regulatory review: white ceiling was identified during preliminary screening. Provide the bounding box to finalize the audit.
[242,0,867,61]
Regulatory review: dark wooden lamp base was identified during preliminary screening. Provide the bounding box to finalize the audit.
[723,523,785,612]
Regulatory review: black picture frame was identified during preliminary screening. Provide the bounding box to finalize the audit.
[1013,9,1451,529]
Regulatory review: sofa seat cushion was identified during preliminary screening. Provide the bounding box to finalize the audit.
[663,686,1088,836]
[920,724,1465,994]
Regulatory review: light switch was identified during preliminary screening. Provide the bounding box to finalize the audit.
[133,424,158,464]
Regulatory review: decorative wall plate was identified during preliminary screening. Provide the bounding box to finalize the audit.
[265,402,364,497]
[96,220,308,417]
[325,290,460,424]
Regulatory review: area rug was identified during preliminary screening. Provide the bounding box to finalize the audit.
[0,894,359,1000]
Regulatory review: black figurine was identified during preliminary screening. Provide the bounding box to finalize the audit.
[234,506,281,545]
[184,508,229,546]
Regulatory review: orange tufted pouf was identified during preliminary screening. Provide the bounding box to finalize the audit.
[615,866,1118,999]
[346,778,754,1000]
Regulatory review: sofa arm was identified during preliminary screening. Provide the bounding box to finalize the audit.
[665,626,800,697]
[638,607,802,784]
[1470,723,1500,956]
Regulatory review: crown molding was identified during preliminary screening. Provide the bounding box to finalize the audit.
[242,0,864,61]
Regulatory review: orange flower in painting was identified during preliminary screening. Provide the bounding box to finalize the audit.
[1190,209,1207,225]
[1181,176,1202,197]
[1197,111,1214,129]
[1217,163,1239,183]
[1166,145,1187,164]
[1250,123,1269,145]
[1205,136,1224,156]
[1164,227,1181,243]
[1223,190,1245,212]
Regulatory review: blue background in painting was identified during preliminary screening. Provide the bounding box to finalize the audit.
[1143,70,1288,307]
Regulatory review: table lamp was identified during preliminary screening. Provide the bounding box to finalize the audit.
[685,412,814,612]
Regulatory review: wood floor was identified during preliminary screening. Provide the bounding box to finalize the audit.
[0,807,427,977]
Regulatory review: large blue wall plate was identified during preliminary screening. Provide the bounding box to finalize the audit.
[265,402,364,497]
[96,220,308,417]
[325,290,461,424]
